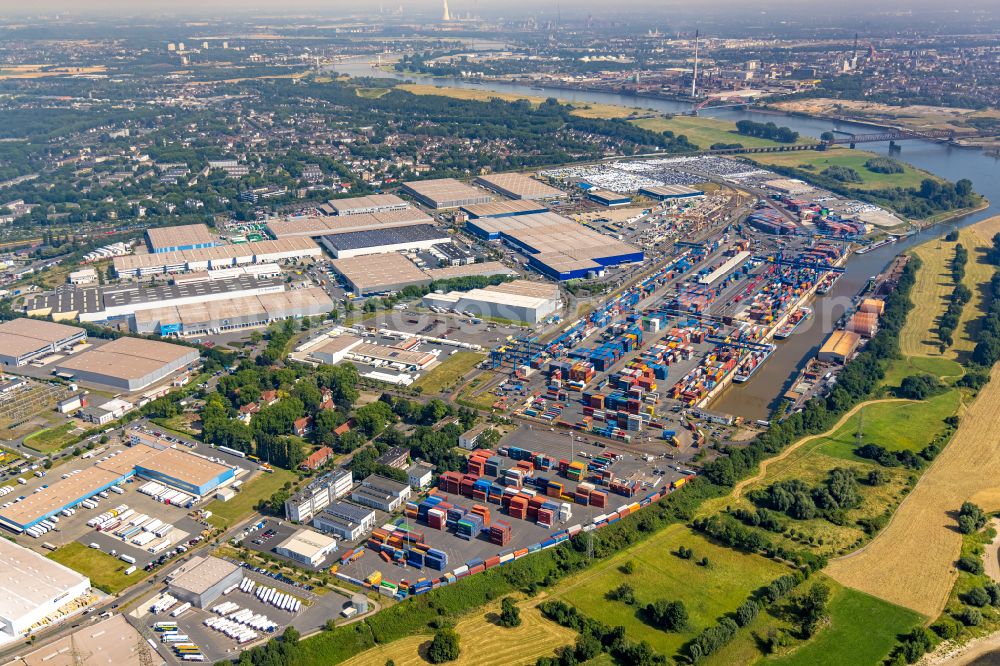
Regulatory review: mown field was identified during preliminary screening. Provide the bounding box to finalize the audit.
[397,83,641,119]
[881,355,964,388]
[633,115,813,150]
[340,597,576,666]
[900,221,996,360]
[48,541,146,594]
[412,352,486,394]
[552,524,789,658]
[825,364,1000,617]
[750,148,935,191]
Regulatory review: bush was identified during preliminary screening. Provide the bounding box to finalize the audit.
[734,599,759,627]
[822,165,863,183]
[962,586,991,607]
[607,583,636,605]
[645,599,689,632]
[499,597,521,628]
[865,157,905,174]
[957,502,987,534]
[957,555,984,574]
[427,628,461,663]
[898,373,945,400]
[931,617,959,639]
[958,606,983,626]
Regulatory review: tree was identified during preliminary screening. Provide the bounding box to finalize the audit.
[499,597,521,628]
[958,502,987,534]
[427,627,460,663]
[607,583,636,605]
[646,599,689,632]
[734,599,759,627]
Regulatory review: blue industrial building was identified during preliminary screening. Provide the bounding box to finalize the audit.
[586,190,632,207]
[638,185,705,200]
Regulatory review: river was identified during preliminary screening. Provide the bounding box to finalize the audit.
[333,58,1000,419]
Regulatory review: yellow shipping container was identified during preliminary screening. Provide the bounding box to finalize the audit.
[366,571,383,586]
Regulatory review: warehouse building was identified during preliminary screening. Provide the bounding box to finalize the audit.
[132,287,335,337]
[423,279,560,324]
[172,263,282,285]
[461,199,549,219]
[25,276,286,323]
[332,253,429,295]
[474,173,565,200]
[465,212,644,281]
[817,330,861,364]
[167,555,243,609]
[9,614,165,666]
[0,444,234,532]
[328,194,409,216]
[54,337,199,392]
[586,189,632,207]
[424,261,515,282]
[351,475,412,512]
[274,529,337,567]
[266,208,431,239]
[284,469,354,522]
[113,237,321,277]
[638,184,705,200]
[0,318,87,367]
[0,538,91,643]
[319,224,451,259]
[401,178,492,210]
[313,500,377,541]
[309,335,365,366]
[147,223,219,254]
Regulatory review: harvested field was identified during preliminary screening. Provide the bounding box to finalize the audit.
[825,365,1000,617]
[339,597,575,666]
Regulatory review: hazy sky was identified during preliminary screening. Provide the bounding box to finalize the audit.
[0,0,996,14]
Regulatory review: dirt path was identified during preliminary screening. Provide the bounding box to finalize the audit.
[920,629,1000,666]
[826,365,1000,619]
[984,518,1000,585]
[730,398,909,499]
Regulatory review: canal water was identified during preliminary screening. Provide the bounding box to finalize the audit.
[334,58,1000,419]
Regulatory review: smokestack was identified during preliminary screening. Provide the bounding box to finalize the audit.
[691,29,699,98]
[442,0,450,21]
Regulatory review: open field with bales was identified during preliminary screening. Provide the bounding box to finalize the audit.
[825,364,1000,617]
[749,148,935,190]
[552,524,789,658]
[339,597,576,666]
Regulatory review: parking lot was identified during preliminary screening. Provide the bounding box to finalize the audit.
[360,310,533,348]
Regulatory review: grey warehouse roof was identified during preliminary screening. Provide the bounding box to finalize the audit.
[321,224,449,252]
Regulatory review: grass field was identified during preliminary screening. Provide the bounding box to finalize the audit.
[749,148,935,191]
[397,83,643,120]
[768,584,924,666]
[413,352,485,394]
[47,541,145,594]
[900,222,995,360]
[553,524,789,658]
[22,422,80,454]
[356,87,390,99]
[205,467,297,529]
[633,116,813,150]
[340,597,576,666]
[815,389,960,461]
[882,355,964,388]
[825,365,1000,617]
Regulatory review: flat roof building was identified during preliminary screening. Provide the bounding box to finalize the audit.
[423,279,560,324]
[135,446,236,497]
[351,474,411,512]
[309,335,365,366]
[167,555,243,608]
[461,199,549,219]
[332,253,429,295]
[54,337,199,392]
[586,189,632,207]
[274,529,337,567]
[146,223,218,254]
[319,223,451,259]
[113,237,321,278]
[0,318,87,367]
[328,194,409,216]
[284,469,353,523]
[465,211,643,281]
[132,287,334,337]
[313,500,376,541]
[474,173,566,200]
[638,184,705,200]
[0,537,91,642]
[266,209,431,239]
[9,614,165,666]
[401,178,492,210]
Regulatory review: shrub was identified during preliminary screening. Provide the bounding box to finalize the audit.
[427,628,461,663]
[957,555,984,574]
[499,597,521,628]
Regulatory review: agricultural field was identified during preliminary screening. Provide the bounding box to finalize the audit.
[397,83,643,120]
[413,352,486,394]
[825,364,1000,617]
[704,576,923,666]
[204,467,297,529]
[633,116,813,150]
[47,542,145,594]
[750,148,934,190]
[552,524,789,658]
[339,597,576,666]
[900,221,996,360]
